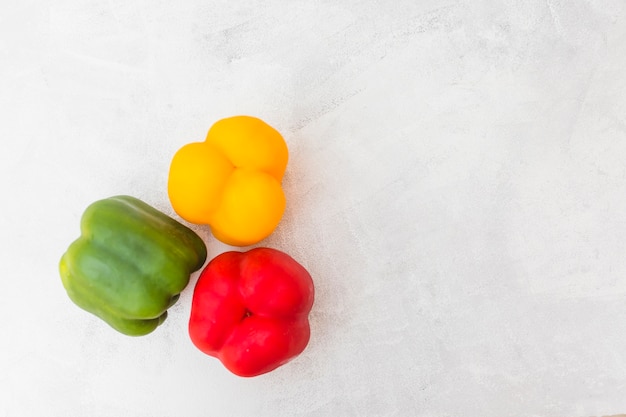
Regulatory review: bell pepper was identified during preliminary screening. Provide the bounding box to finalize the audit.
[167,116,288,246]
[189,247,314,377]
[59,195,207,336]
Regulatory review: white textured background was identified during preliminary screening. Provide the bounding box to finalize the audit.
[1,1,626,416]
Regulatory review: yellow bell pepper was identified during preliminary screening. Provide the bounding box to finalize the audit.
[168,116,288,246]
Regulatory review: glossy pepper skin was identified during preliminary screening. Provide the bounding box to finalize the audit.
[167,116,288,246]
[59,196,207,336]
[189,248,314,377]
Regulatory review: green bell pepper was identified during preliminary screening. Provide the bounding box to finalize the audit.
[59,195,207,336]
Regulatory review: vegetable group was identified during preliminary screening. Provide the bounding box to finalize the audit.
[59,116,315,377]
[168,115,288,246]
[189,248,314,377]
[59,196,207,336]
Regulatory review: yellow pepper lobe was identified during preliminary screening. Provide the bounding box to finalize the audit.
[206,116,288,180]
[167,115,288,246]
[210,169,286,246]
[168,142,234,224]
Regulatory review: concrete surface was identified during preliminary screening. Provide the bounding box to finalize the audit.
[1,1,626,416]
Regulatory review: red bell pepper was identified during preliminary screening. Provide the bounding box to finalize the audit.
[189,248,315,377]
